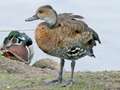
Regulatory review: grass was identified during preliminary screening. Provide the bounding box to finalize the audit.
[0,69,120,90]
[0,51,5,60]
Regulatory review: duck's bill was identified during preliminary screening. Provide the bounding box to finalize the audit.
[25,15,39,22]
[6,41,12,48]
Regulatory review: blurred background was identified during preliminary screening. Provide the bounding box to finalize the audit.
[0,0,120,72]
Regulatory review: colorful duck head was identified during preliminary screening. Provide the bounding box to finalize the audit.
[0,31,34,63]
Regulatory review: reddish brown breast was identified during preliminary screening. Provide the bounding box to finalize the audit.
[35,23,68,54]
[1,43,28,60]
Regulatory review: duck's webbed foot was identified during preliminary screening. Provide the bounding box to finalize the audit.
[60,80,73,87]
[44,78,64,85]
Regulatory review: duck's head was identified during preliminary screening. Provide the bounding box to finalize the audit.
[25,5,57,28]
[0,31,34,63]
[4,31,32,48]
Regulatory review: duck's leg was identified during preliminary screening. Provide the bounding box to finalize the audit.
[44,59,65,85]
[60,60,75,87]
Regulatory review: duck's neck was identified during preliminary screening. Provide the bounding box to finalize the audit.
[45,11,57,28]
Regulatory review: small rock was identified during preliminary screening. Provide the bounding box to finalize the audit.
[7,86,10,88]
[32,58,66,72]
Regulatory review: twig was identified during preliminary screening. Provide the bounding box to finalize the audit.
[0,29,34,32]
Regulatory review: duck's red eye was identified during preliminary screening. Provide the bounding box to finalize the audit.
[14,37,16,40]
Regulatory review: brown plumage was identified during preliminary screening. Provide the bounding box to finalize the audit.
[25,5,101,87]
[34,13,101,59]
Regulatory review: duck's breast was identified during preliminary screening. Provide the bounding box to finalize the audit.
[35,23,64,54]
[1,43,28,60]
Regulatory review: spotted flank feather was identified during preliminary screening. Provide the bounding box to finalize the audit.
[67,46,95,60]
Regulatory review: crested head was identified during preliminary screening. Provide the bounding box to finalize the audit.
[3,31,33,49]
[25,5,57,28]
[8,31,19,38]
[1,31,34,61]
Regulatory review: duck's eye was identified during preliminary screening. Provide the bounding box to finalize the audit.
[39,10,43,13]
[13,38,22,45]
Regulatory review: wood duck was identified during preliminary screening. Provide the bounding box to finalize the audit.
[25,5,101,87]
[0,31,34,63]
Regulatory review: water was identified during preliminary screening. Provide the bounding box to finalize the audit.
[0,0,120,72]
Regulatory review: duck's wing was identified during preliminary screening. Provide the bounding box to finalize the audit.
[57,13,84,21]
[57,13,101,46]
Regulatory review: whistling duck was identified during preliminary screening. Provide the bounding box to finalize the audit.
[25,5,101,87]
